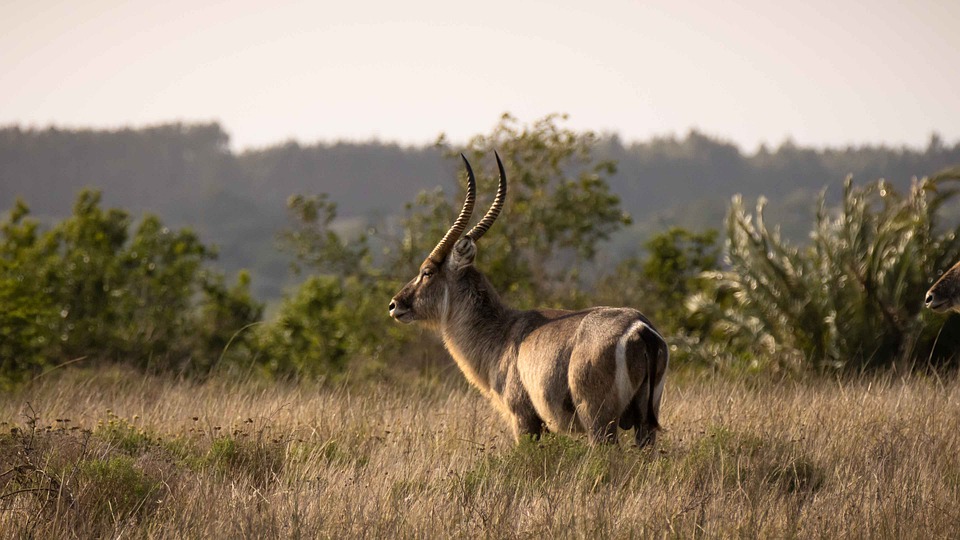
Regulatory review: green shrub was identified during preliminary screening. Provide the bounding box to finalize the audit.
[191,270,263,374]
[0,200,64,380]
[94,412,156,455]
[79,456,161,523]
[258,273,404,379]
[595,226,720,337]
[260,188,413,380]
[689,168,960,371]
[0,190,263,385]
[258,275,352,377]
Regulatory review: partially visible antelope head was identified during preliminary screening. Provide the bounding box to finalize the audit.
[926,261,960,313]
[389,153,669,447]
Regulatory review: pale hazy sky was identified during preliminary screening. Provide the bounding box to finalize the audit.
[2,0,957,151]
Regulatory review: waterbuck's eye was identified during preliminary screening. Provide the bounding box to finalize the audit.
[421,268,434,278]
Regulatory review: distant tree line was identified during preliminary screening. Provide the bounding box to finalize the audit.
[3,120,959,301]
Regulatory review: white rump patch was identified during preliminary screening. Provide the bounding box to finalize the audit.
[615,319,648,409]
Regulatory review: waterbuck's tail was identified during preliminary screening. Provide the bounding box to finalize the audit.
[643,323,669,431]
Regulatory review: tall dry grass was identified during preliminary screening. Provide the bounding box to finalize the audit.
[2,366,959,538]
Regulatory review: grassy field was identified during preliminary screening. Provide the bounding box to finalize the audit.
[2,365,960,538]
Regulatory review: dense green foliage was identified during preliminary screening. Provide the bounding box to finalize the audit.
[0,191,262,386]
[596,227,720,334]
[258,275,356,377]
[689,168,960,371]
[260,193,406,378]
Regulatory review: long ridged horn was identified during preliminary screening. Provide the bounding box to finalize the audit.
[427,154,477,264]
[465,151,507,242]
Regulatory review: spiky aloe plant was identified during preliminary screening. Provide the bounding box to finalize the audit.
[689,168,960,371]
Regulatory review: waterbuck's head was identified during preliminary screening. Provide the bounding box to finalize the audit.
[925,261,960,313]
[388,153,507,328]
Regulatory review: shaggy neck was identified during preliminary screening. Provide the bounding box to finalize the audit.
[439,279,514,394]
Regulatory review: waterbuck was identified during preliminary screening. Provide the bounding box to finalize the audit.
[388,153,669,446]
[926,260,960,313]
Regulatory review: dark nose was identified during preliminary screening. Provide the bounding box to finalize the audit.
[925,292,935,307]
[388,300,396,313]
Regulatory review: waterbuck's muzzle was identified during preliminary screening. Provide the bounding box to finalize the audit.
[388,297,414,323]
[925,289,953,313]
[925,263,960,313]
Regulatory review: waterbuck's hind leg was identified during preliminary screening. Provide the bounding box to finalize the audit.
[626,383,658,448]
[569,373,621,444]
[618,404,637,431]
[567,327,624,444]
[634,394,657,448]
[636,425,657,448]
[573,395,621,445]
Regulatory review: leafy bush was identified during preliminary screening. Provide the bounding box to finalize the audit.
[190,270,263,374]
[260,194,407,379]
[688,168,960,371]
[78,456,161,523]
[0,200,59,378]
[595,227,720,335]
[258,275,352,377]
[0,190,263,385]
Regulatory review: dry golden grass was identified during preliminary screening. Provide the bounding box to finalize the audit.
[2,365,960,538]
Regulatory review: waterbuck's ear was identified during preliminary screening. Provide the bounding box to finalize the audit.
[447,238,476,271]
